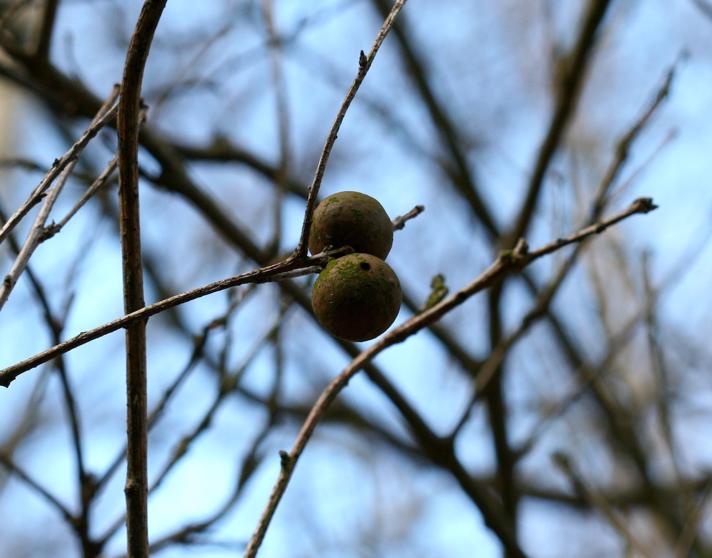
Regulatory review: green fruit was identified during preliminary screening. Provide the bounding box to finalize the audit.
[309,191,393,259]
[312,253,402,341]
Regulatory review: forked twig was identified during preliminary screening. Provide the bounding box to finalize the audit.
[294,0,408,257]
[0,89,118,247]
[0,162,74,309]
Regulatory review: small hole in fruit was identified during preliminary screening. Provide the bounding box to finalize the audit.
[360,262,371,271]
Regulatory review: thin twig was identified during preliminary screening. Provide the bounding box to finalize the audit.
[294,0,408,257]
[0,203,94,549]
[0,246,358,387]
[589,56,680,216]
[392,204,424,230]
[0,161,74,309]
[94,285,257,498]
[243,198,655,558]
[117,2,167,556]
[47,156,118,237]
[0,90,118,247]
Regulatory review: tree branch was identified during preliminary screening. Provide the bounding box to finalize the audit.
[0,249,349,387]
[244,198,656,558]
[294,0,408,257]
[0,93,118,247]
[117,2,167,555]
[509,0,614,244]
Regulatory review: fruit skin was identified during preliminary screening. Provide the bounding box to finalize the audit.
[309,191,393,259]
[312,253,402,342]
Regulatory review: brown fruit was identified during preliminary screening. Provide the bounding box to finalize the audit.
[309,191,393,259]
[312,253,402,341]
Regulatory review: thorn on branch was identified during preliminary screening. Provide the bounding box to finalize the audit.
[39,222,60,241]
[358,49,367,70]
[279,450,292,470]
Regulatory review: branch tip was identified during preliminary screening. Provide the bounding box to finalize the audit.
[278,450,291,470]
[632,197,658,213]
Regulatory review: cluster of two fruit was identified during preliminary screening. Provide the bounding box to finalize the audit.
[310,192,402,342]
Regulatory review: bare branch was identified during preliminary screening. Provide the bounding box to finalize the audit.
[392,204,425,230]
[48,156,118,236]
[117,2,167,555]
[450,60,678,438]
[244,198,655,558]
[590,55,682,215]
[0,249,357,386]
[0,90,118,247]
[294,0,408,257]
[0,201,94,550]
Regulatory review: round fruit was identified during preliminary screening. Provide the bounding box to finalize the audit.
[312,253,402,342]
[309,191,393,259]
